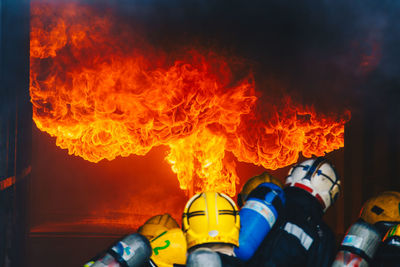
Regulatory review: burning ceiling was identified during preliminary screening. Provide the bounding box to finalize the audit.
[30,2,351,196]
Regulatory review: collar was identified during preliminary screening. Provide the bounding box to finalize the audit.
[284,187,324,218]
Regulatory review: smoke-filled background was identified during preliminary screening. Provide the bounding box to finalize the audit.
[1,0,399,266]
[105,0,397,112]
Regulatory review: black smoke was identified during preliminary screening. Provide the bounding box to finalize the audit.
[95,0,399,117]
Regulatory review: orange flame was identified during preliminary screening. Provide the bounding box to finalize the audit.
[30,2,350,196]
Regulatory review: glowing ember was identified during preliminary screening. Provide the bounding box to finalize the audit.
[30,2,350,196]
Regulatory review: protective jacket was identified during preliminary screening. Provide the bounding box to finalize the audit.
[372,243,400,267]
[247,187,336,267]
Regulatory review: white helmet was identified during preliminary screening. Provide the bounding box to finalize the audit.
[285,157,341,212]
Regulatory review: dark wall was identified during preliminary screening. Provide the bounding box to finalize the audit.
[0,0,31,266]
[343,75,400,228]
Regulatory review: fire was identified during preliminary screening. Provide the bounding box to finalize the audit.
[30,2,350,196]
[167,128,239,196]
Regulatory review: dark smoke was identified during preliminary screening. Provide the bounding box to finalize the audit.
[104,0,399,117]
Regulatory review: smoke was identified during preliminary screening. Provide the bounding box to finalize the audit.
[96,0,398,116]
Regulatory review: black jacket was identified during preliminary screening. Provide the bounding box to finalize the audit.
[371,242,400,267]
[247,187,336,267]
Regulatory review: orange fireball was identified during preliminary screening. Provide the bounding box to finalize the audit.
[30,2,350,196]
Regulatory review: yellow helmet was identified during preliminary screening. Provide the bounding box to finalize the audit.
[238,172,283,207]
[360,191,400,225]
[138,214,179,240]
[182,192,240,250]
[149,228,187,267]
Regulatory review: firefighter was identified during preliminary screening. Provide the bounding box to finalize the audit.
[358,191,400,267]
[138,213,187,267]
[247,157,341,267]
[84,213,186,267]
[332,191,400,267]
[234,172,286,261]
[183,191,242,267]
[332,219,381,267]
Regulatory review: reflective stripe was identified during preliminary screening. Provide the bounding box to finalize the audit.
[283,222,313,250]
[388,239,400,247]
[294,183,313,193]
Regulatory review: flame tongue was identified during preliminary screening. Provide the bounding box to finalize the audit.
[30,2,350,196]
[167,128,238,196]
